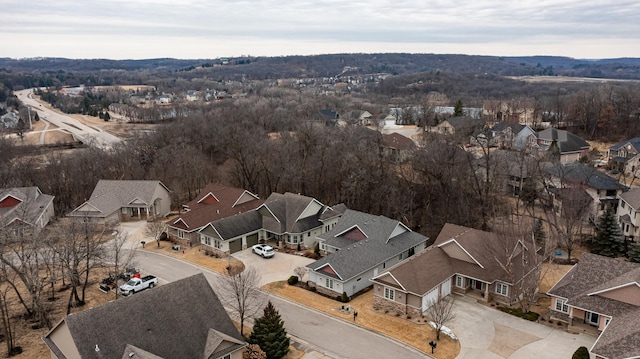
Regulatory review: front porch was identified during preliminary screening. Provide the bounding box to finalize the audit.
[568,320,601,337]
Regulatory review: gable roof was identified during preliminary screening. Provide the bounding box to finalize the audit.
[381,133,416,151]
[202,210,263,240]
[609,137,640,152]
[373,223,539,296]
[619,188,640,210]
[544,162,626,191]
[307,210,428,281]
[68,180,171,218]
[169,184,263,232]
[0,187,54,228]
[536,128,590,153]
[43,274,245,359]
[259,192,325,234]
[547,253,640,359]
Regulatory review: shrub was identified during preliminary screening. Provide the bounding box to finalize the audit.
[309,286,317,292]
[572,346,589,359]
[287,276,299,285]
[498,307,539,322]
[340,292,350,303]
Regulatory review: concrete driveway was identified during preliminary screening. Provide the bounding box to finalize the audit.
[450,296,595,359]
[232,248,315,285]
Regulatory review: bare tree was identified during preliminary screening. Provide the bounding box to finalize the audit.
[217,265,265,336]
[293,266,306,281]
[146,220,167,247]
[425,294,455,341]
[0,262,19,356]
[103,231,137,300]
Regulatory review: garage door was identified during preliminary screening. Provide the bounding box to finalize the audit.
[441,278,452,297]
[229,239,242,254]
[422,287,439,311]
[246,233,258,247]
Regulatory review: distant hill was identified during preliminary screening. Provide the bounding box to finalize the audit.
[1,54,639,80]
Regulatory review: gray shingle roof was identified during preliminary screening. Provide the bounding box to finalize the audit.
[44,274,245,359]
[259,192,325,234]
[0,187,54,228]
[69,180,171,218]
[619,188,640,210]
[307,210,428,281]
[536,128,590,153]
[545,162,626,191]
[204,211,263,240]
[609,137,640,152]
[547,253,640,359]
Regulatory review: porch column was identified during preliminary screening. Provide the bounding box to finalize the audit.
[484,283,489,302]
[146,207,150,219]
[137,208,141,219]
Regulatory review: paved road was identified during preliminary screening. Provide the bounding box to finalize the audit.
[15,88,121,149]
[132,249,425,359]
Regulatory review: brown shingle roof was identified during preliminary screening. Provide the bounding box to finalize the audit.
[169,184,262,232]
[377,223,539,296]
[547,253,640,359]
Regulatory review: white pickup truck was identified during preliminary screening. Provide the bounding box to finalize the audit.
[119,275,158,296]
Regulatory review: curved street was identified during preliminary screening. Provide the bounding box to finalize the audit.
[15,88,122,149]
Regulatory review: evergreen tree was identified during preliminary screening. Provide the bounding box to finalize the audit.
[453,99,465,117]
[532,217,546,250]
[628,241,640,263]
[572,346,589,359]
[249,301,289,359]
[592,206,625,257]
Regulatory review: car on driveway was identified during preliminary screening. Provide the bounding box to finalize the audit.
[252,244,275,258]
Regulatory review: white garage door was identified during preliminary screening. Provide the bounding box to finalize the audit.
[441,278,452,297]
[422,287,439,311]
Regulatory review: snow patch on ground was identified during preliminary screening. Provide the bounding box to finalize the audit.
[429,321,458,340]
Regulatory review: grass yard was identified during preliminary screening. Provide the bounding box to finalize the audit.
[263,281,460,359]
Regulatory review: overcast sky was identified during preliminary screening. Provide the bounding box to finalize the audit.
[1,0,639,60]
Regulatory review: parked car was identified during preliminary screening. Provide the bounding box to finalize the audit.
[252,244,275,258]
[119,275,158,296]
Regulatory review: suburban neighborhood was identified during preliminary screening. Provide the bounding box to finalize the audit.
[2,53,640,359]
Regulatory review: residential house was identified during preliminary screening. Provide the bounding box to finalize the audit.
[617,188,640,242]
[482,99,538,126]
[306,209,428,297]
[68,180,172,226]
[341,110,373,126]
[547,253,640,359]
[167,184,263,245]
[433,106,483,119]
[530,128,590,163]
[430,116,485,140]
[43,273,246,359]
[155,93,173,105]
[607,137,640,175]
[185,90,199,102]
[0,186,55,231]
[381,133,417,163]
[371,223,541,318]
[478,150,540,196]
[198,192,346,256]
[485,123,536,151]
[544,163,627,222]
[309,109,340,127]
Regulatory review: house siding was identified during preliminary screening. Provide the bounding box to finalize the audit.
[48,321,81,359]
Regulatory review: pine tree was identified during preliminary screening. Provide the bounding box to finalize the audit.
[532,217,546,251]
[628,241,640,263]
[572,346,589,359]
[453,99,465,117]
[249,301,289,359]
[592,206,625,257]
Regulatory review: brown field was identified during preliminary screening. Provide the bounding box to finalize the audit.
[508,76,640,84]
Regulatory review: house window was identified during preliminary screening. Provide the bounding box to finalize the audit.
[214,240,222,249]
[398,253,403,260]
[121,207,128,214]
[495,283,508,296]
[456,275,463,288]
[204,237,211,246]
[178,230,184,239]
[325,278,334,289]
[308,232,311,237]
[384,287,395,300]
[622,202,626,209]
[219,354,231,359]
[555,298,569,313]
[604,317,611,327]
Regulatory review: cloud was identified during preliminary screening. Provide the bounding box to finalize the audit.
[1,0,639,59]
